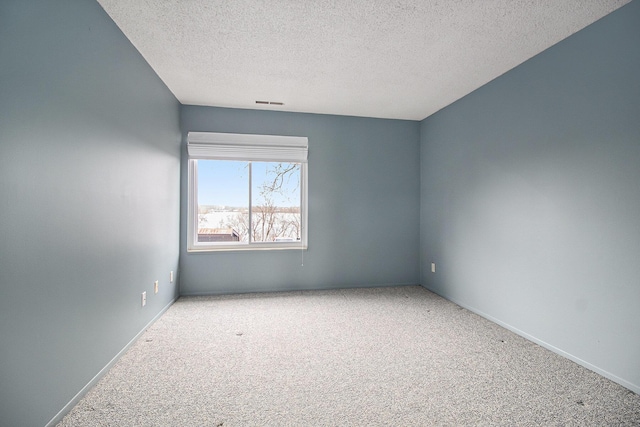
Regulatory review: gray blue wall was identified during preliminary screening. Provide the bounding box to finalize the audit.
[0,1,181,426]
[420,1,640,393]
[180,106,420,295]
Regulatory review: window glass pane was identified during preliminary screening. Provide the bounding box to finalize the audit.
[251,162,301,243]
[196,160,249,243]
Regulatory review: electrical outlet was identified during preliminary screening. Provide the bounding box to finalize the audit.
[141,291,147,307]
[431,262,436,273]
[154,280,159,294]
[170,271,174,283]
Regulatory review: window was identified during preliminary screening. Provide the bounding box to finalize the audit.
[187,132,308,252]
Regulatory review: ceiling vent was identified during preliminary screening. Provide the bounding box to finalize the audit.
[256,100,284,106]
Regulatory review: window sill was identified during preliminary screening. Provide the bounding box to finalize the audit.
[187,243,308,253]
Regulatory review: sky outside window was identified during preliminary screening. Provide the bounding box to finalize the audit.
[197,160,300,208]
[197,160,248,207]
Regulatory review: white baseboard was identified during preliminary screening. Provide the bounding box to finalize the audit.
[421,284,640,395]
[45,297,178,427]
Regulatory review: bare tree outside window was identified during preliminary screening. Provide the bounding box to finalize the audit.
[251,162,301,242]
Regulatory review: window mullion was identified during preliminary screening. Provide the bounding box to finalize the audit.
[248,161,252,244]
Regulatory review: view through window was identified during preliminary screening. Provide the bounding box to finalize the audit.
[196,160,302,244]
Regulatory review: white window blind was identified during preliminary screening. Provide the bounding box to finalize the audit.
[187,132,308,163]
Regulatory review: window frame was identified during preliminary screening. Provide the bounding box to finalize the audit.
[186,132,308,253]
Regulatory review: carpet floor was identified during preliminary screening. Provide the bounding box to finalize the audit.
[58,286,640,426]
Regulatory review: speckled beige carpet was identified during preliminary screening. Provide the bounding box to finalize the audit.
[58,286,640,426]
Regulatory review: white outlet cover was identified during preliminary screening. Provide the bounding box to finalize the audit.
[431,263,436,273]
[170,271,174,283]
[154,280,159,294]
[142,291,147,306]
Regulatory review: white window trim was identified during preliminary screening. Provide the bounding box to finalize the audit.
[187,132,308,252]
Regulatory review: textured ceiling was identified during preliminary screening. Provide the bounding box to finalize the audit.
[97,0,630,120]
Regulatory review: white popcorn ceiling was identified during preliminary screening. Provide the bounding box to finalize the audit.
[97,0,630,120]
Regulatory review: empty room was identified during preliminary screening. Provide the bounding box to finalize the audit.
[1,0,639,426]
